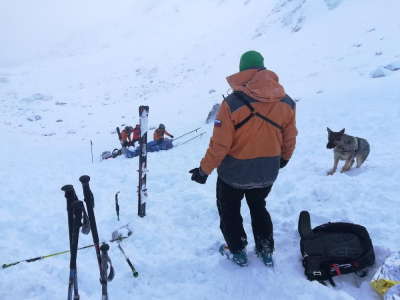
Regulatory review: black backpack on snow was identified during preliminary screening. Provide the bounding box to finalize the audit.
[298,211,375,287]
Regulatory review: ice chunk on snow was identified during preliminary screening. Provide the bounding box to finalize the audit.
[370,68,390,78]
[384,61,400,71]
[325,0,343,10]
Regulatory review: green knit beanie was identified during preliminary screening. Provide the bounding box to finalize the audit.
[239,51,264,72]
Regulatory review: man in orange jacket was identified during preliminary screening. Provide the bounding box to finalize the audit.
[189,51,297,267]
[153,124,174,144]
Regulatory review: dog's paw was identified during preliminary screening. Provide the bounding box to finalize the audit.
[327,170,335,176]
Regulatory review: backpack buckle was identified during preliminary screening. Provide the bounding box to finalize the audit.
[313,271,322,276]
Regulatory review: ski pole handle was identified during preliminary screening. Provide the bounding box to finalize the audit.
[61,184,79,256]
[61,185,78,211]
[79,175,102,273]
[79,175,98,243]
[70,201,84,268]
[79,175,93,207]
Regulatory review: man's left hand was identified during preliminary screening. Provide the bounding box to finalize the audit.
[280,158,289,169]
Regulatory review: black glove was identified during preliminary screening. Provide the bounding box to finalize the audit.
[189,167,208,184]
[280,158,289,169]
[170,135,174,138]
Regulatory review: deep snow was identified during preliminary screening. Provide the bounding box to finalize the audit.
[1,0,400,299]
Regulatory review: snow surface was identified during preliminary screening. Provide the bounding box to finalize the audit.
[1,0,400,299]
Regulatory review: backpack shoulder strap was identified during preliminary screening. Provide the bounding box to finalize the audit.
[298,211,315,239]
[233,92,282,130]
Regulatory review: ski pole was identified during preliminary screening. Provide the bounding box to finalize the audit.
[61,185,80,300]
[79,175,101,274]
[115,192,120,221]
[180,132,206,146]
[172,127,201,141]
[90,140,93,163]
[100,243,115,300]
[61,185,76,248]
[112,229,138,278]
[68,201,84,300]
[2,236,130,269]
[116,243,138,278]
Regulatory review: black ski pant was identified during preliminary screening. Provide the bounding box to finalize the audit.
[216,177,274,254]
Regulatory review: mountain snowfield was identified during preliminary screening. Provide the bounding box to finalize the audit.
[1,0,400,299]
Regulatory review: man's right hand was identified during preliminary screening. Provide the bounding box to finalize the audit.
[189,167,208,184]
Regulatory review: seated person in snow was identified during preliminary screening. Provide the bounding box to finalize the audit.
[132,124,140,147]
[121,126,133,147]
[153,124,174,144]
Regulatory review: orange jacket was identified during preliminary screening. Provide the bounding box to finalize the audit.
[153,128,172,141]
[200,69,297,189]
[121,129,131,142]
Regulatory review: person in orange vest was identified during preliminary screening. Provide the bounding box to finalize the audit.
[153,124,174,144]
[121,126,133,147]
[132,124,140,147]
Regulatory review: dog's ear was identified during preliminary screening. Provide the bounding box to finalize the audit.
[339,128,345,135]
[327,127,332,134]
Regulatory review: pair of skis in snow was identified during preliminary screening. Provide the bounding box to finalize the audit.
[137,106,149,218]
[136,106,206,217]
[136,106,205,217]
[112,106,148,217]
[116,105,205,218]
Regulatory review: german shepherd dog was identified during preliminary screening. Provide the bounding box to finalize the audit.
[327,128,370,175]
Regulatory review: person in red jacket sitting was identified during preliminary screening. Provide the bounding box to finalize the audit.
[132,124,140,147]
[153,124,174,144]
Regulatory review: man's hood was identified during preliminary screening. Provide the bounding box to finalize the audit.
[226,69,286,102]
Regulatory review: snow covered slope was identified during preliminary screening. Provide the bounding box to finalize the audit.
[1,0,400,299]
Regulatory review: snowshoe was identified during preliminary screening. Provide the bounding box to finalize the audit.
[255,247,274,267]
[219,245,248,267]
